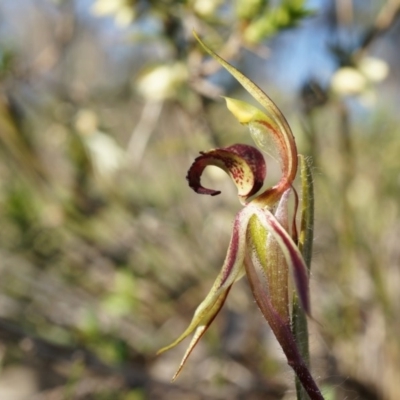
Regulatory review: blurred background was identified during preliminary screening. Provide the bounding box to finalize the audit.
[0,0,399,399]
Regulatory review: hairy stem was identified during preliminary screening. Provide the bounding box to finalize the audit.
[293,156,315,400]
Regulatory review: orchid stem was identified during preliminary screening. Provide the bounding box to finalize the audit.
[293,156,315,400]
[292,297,310,399]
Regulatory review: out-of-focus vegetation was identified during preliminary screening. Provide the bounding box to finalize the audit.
[0,0,399,399]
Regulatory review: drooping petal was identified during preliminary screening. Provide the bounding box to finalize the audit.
[186,144,266,203]
[244,250,298,358]
[246,204,310,315]
[170,285,232,381]
[156,287,233,358]
[157,206,256,374]
[193,32,298,200]
[244,252,324,400]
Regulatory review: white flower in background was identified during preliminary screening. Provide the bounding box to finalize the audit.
[193,0,222,17]
[75,109,97,135]
[91,0,135,27]
[359,56,389,82]
[75,110,124,178]
[331,56,389,97]
[331,67,367,95]
[85,132,124,177]
[136,62,188,101]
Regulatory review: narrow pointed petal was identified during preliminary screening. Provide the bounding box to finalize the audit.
[157,287,232,357]
[157,206,256,368]
[244,253,324,400]
[247,204,310,314]
[193,31,298,189]
[187,144,266,203]
[171,286,232,381]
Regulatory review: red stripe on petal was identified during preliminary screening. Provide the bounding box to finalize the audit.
[248,205,311,315]
[266,213,310,315]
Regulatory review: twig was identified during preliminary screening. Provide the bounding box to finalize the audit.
[126,100,163,168]
[355,0,400,59]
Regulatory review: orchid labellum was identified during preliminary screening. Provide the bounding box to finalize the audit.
[158,33,324,400]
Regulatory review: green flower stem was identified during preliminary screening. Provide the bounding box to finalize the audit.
[293,155,315,400]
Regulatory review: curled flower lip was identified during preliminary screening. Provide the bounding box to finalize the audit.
[187,144,266,203]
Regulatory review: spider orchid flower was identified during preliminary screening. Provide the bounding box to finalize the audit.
[158,33,323,400]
